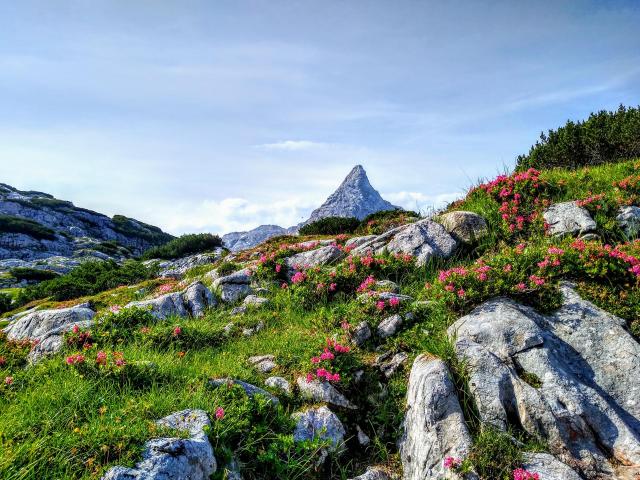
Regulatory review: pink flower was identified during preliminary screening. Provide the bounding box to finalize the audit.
[65,354,85,365]
[513,468,540,480]
[173,326,182,337]
[529,274,545,286]
[389,297,400,308]
[503,264,513,272]
[334,343,350,353]
[158,284,173,294]
[96,351,107,366]
[275,264,282,273]
[140,326,151,334]
[340,321,350,331]
[281,282,288,289]
[72,324,80,334]
[215,407,225,420]
[311,356,320,364]
[445,284,455,292]
[547,247,565,255]
[305,373,314,383]
[291,271,307,284]
[376,300,386,311]
[443,456,461,469]
[316,368,328,379]
[329,283,337,291]
[328,372,340,382]
[4,376,13,386]
[457,288,466,298]
[515,282,526,291]
[109,305,122,314]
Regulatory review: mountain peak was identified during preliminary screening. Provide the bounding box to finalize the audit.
[304,165,399,224]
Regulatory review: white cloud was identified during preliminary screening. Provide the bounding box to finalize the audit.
[258,140,331,151]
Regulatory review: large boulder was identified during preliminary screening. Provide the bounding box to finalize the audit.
[439,211,488,244]
[448,284,640,479]
[293,405,345,453]
[543,201,596,236]
[102,409,216,480]
[285,245,345,270]
[351,219,457,266]
[616,205,640,237]
[4,304,96,363]
[348,467,392,480]
[182,281,216,318]
[296,377,357,409]
[399,355,476,480]
[522,453,582,480]
[125,292,188,320]
[212,270,253,303]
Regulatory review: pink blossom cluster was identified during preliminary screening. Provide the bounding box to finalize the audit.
[215,407,225,420]
[375,296,400,310]
[291,271,307,284]
[4,376,13,386]
[65,354,86,365]
[357,275,376,293]
[576,192,605,208]
[513,468,540,480]
[157,283,174,294]
[443,456,462,469]
[305,338,350,384]
[109,305,122,314]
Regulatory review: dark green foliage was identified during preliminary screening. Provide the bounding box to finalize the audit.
[141,233,222,260]
[9,267,59,282]
[111,215,173,245]
[92,240,131,257]
[216,261,240,277]
[0,293,12,314]
[0,215,56,240]
[516,105,640,171]
[299,216,360,235]
[356,209,420,235]
[17,260,155,303]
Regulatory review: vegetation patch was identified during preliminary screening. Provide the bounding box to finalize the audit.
[141,233,222,260]
[299,216,360,235]
[0,214,56,240]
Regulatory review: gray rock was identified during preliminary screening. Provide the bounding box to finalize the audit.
[377,314,403,338]
[296,377,357,409]
[182,281,216,318]
[522,453,582,480]
[378,352,408,378]
[439,210,488,244]
[285,245,345,270]
[373,279,400,293]
[223,224,295,252]
[356,425,370,447]
[242,295,269,308]
[4,304,95,362]
[617,205,640,237]
[348,467,391,480]
[248,355,277,373]
[212,270,253,303]
[345,235,377,248]
[543,201,597,236]
[358,291,414,304]
[101,409,216,480]
[399,355,475,480]
[125,292,188,320]
[265,376,291,394]
[293,406,346,452]
[209,378,278,404]
[448,284,640,478]
[352,321,372,346]
[242,320,265,337]
[230,306,247,316]
[148,251,224,279]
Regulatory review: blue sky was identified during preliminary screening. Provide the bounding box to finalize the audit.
[1,0,639,235]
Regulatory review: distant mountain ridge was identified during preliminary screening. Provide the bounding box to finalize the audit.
[0,183,173,272]
[222,165,399,251]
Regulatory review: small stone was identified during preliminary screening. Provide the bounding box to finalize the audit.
[265,376,291,394]
[356,425,370,446]
[230,306,247,316]
[296,377,357,409]
[378,352,408,378]
[243,295,269,307]
[377,314,402,338]
[293,406,345,453]
[352,321,372,346]
[248,355,277,373]
[543,201,596,236]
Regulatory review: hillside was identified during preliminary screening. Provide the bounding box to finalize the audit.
[1,158,640,480]
[0,183,173,278]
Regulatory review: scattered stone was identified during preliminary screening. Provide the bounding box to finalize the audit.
[223,322,235,334]
[242,295,269,307]
[149,250,224,279]
[285,245,345,271]
[101,409,216,480]
[221,458,243,480]
[212,270,253,303]
[352,321,372,346]
[265,376,291,394]
[296,377,357,409]
[348,467,391,480]
[377,352,408,378]
[230,306,247,316]
[356,425,370,446]
[182,281,216,318]
[377,314,403,338]
[4,304,95,363]
[522,453,582,480]
[248,355,277,373]
[209,378,279,404]
[543,201,597,236]
[353,370,365,383]
[293,406,345,453]
[125,282,216,320]
[399,355,475,480]
[242,320,265,337]
[617,205,640,237]
[439,210,488,244]
[357,291,414,304]
[373,279,399,293]
[448,283,640,478]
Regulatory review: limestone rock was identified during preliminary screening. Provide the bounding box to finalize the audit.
[345,235,377,248]
[543,201,596,236]
[439,211,488,244]
[101,409,216,480]
[522,453,582,480]
[377,351,408,378]
[248,355,277,373]
[242,295,269,308]
[399,355,475,480]
[293,406,345,452]
[296,377,357,409]
[209,378,278,404]
[348,467,391,480]
[616,205,640,237]
[352,321,372,346]
[285,245,345,270]
[125,292,188,320]
[212,270,253,303]
[182,281,216,318]
[148,251,224,279]
[377,314,403,338]
[265,376,291,394]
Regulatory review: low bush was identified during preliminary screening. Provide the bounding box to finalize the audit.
[299,216,360,235]
[0,215,56,240]
[141,233,222,260]
[356,209,419,235]
[0,293,12,314]
[516,105,640,171]
[9,267,59,282]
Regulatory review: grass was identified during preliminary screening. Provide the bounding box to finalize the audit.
[2,158,640,479]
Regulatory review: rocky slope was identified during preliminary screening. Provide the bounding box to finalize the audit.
[222,165,398,251]
[0,183,172,273]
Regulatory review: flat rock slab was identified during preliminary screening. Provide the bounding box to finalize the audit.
[296,377,357,409]
[543,201,596,236]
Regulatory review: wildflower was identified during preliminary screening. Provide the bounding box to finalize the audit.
[529,274,545,286]
[334,343,350,353]
[305,373,314,383]
[140,326,151,334]
[515,283,526,291]
[329,283,337,291]
[109,305,121,314]
[311,356,321,364]
[173,326,182,337]
[275,264,282,273]
[389,296,400,308]
[4,376,13,386]
[177,351,185,358]
[512,468,540,480]
[320,349,335,361]
[215,407,225,420]
[328,372,340,382]
[65,354,85,365]
[457,288,466,298]
[72,325,80,334]
[316,368,328,379]
[515,243,526,254]
[503,264,513,272]
[281,282,288,289]
[158,284,173,294]
[376,300,386,311]
[96,351,107,366]
[291,271,307,284]
[340,321,350,331]
[443,456,461,469]
[0,356,6,367]
[547,246,565,255]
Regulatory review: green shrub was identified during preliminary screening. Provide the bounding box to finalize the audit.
[299,216,360,236]
[0,215,56,240]
[0,293,12,314]
[9,267,59,282]
[216,261,240,277]
[17,260,155,303]
[356,209,419,235]
[516,105,640,171]
[112,215,173,245]
[141,233,222,260]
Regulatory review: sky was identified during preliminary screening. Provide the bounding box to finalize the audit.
[1,0,639,236]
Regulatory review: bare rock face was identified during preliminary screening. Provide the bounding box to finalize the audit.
[522,453,582,480]
[101,409,216,480]
[223,224,293,252]
[285,245,345,270]
[439,211,488,244]
[4,304,96,363]
[124,282,216,320]
[296,377,357,409]
[182,281,217,317]
[543,201,597,236]
[399,355,475,480]
[352,219,457,266]
[348,467,392,480]
[448,284,640,479]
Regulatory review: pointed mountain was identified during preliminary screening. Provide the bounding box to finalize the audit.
[304,165,399,224]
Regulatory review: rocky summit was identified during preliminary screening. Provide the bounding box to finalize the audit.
[0,183,172,275]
